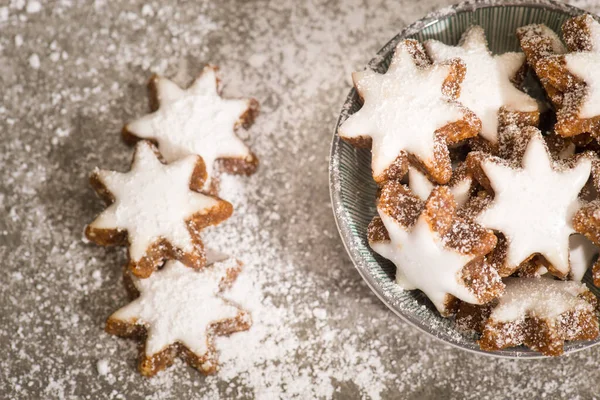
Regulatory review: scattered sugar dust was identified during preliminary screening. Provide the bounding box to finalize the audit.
[198,175,393,399]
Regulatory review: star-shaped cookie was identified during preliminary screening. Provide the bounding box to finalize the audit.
[368,182,503,315]
[339,39,481,184]
[460,277,599,356]
[466,128,595,278]
[85,141,233,278]
[425,25,540,147]
[522,16,600,138]
[556,15,600,137]
[106,258,251,377]
[123,65,259,192]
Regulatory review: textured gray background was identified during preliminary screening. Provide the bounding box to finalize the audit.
[2,0,600,399]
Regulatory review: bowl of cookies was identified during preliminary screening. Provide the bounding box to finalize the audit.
[330,0,600,357]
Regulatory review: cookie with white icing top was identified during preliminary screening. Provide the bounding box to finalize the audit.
[123,65,259,193]
[521,16,600,139]
[470,125,599,279]
[466,128,597,279]
[339,39,481,184]
[106,258,251,377]
[425,25,540,148]
[368,182,503,316]
[459,277,599,356]
[85,141,233,278]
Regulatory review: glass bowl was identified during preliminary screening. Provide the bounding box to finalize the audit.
[329,0,599,358]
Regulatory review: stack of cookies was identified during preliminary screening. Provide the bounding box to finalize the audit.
[85,66,257,376]
[339,15,600,356]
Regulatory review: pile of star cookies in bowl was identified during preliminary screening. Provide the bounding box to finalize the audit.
[85,65,257,376]
[339,14,600,356]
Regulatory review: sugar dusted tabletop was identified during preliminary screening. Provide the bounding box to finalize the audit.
[1,0,600,398]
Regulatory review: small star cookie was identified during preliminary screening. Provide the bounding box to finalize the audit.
[425,25,540,147]
[520,16,600,138]
[85,141,233,278]
[368,182,503,315]
[123,65,259,192]
[106,258,251,377]
[339,39,481,184]
[466,128,596,278]
[458,277,599,356]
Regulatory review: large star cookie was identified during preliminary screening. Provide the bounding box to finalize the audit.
[85,141,233,278]
[458,277,598,356]
[339,39,481,184]
[123,65,259,191]
[368,181,503,315]
[425,25,540,147]
[521,16,600,138]
[106,258,251,376]
[466,128,595,278]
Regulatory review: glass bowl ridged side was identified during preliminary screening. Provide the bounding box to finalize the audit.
[329,0,600,358]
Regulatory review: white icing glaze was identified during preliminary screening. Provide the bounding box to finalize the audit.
[425,26,538,144]
[126,66,253,185]
[569,234,598,281]
[89,141,219,261]
[476,133,591,275]
[450,179,473,208]
[408,167,434,202]
[339,41,465,178]
[565,52,600,118]
[589,16,600,50]
[564,16,600,119]
[408,167,471,207]
[111,260,243,356]
[491,277,592,323]
[371,212,480,314]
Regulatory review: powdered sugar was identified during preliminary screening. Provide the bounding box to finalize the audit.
[199,175,394,399]
[96,359,110,376]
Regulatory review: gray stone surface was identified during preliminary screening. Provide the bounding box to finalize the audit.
[2,0,600,399]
